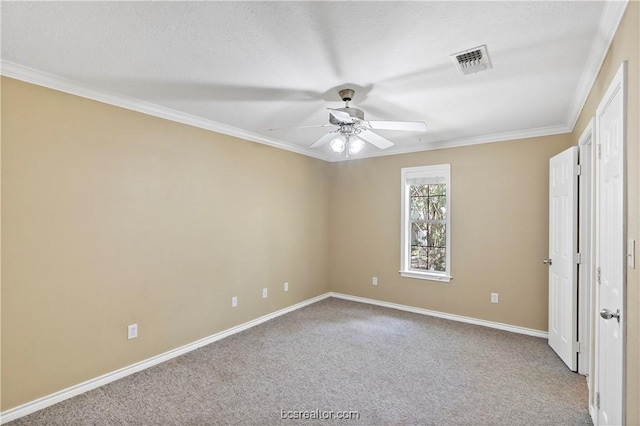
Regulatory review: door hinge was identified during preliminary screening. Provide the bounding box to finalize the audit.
[596,392,600,409]
[576,164,582,176]
[576,253,582,264]
[574,341,580,353]
[597,267,601,284]
[597,144,602,159]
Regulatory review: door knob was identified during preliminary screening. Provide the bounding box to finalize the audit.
[543,258,552,265]
[600,308,621,323]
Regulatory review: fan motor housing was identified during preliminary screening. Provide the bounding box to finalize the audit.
[329,107,365,125]
[339,88,355,102]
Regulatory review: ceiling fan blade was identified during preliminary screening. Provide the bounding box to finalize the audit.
[328,108,354,124]
[269,124,334,131]
[309,131,339,149]
[366,120,427,132]
[81,79,325,102]
[358,130,394,150]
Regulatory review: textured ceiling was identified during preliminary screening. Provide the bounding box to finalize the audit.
[0,1,624,161]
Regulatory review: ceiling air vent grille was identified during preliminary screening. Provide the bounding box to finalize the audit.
[451,45,492,75]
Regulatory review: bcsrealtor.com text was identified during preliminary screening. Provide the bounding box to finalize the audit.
[281,409,360,420]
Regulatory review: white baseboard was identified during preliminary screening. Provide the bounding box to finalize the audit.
[329,292,549,338]
[2,291,548,423]
[0,292,331,424]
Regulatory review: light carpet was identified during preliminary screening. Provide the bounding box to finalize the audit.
[8,297,591,425]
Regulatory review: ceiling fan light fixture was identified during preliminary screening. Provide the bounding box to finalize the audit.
[330,135,346,153]
[297,88,427,155]
[348,137,365,154]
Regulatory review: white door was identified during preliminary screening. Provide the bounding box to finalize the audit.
[595,62,626,426]
[548,146,578,371]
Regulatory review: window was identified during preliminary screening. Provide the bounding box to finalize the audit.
[400,164,451,282]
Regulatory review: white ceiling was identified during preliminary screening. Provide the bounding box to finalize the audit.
[0,1,626,161]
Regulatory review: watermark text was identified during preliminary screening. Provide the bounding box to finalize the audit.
[281,409,360,420]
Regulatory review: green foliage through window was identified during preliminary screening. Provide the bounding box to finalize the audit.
[409,184,446,272]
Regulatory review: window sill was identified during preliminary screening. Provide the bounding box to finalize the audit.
[399,270,452,283]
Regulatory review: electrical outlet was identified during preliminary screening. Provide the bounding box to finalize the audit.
[284,282,289,292]
[262,288,268,298]
[231,296,238,308]
[491,293,499,304]
[372,276,378,286]
[127,324,138,340]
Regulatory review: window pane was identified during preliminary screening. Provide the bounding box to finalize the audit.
[410,196,429,220]
[411,246,445,272]
[428,223,446,248]
[410,184,429,197]
[428,248,446,272]
[411,246,429,270]
[411,222,428,246]
[428,195,446,220]
[428,183,446,196]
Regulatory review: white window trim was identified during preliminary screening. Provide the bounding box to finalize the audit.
[399,164,452,283]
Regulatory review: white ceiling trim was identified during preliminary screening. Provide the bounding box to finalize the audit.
[0,61,332,162]
[333,123,572,162]
[565,0,628,133]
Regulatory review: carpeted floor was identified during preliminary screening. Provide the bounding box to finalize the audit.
[8,298,591,425]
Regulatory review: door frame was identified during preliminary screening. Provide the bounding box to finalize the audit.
[593,61,627,425]
[577,118,595,397]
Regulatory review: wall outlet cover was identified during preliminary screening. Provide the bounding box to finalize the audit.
[127,324,138,340]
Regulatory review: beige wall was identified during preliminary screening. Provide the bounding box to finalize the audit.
[328,135,573,332]
[0,77,330,410]
[571,2,640,423]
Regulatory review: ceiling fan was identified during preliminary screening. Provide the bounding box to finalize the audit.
[273,88,427,157]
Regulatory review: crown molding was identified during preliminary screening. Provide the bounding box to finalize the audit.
[331,122,572,162]
[0,61,332,162]
[565,0,628,133]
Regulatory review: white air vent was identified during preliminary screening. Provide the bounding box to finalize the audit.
[451,45,492,75]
